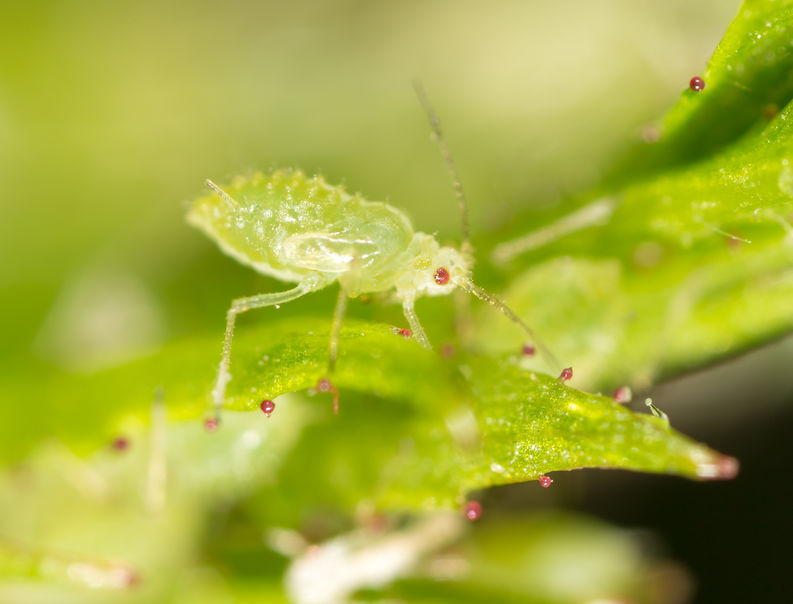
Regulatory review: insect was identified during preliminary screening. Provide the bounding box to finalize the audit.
[188,84,559,423]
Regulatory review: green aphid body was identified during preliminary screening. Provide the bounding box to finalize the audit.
[188,169,470,299]
[189,169,554,417]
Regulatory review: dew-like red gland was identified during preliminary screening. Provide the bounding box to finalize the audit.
[539,475,553,488]
[764,104,779,120]
[398,328,412,338]
[204,417,219,432]
[689,76,705,92]
[441,342,457,359]
[433,266,450,285]
[613,385,632,404]
[522,343,536,356]
[464,500,482,521]
[260,399,275,417]
[558,367,573,382]
[727,234,744,250]
[316,377,340,414]
[111,436,129,452]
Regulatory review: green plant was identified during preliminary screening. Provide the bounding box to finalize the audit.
[1,1,790,602]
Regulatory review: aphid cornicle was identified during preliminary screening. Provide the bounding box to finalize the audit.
[188,86,558,422]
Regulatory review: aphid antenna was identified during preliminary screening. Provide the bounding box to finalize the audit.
[206,179,240,210]
[413,80,473,258]
[455,278,562,372]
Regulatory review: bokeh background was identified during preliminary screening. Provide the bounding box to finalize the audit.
[2,1,791,602]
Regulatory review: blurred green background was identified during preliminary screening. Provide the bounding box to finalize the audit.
[2,1,791,602]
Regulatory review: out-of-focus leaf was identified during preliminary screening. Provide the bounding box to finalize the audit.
[356,512,685,604]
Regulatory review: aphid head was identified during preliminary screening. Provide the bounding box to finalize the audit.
[397,233,471,297]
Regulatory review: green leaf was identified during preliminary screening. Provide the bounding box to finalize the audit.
[611,0,793,180]
[480,97,793,391]
[3,318,733,516]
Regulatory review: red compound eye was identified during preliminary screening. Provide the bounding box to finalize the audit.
[260,399,275,417]
[464,500,483,521]
[433,266,450,285]
[558,367,573,382]
[522,343,536,356]
[689,76,705,92]
[539,475,553,488]
[397,328,412,338]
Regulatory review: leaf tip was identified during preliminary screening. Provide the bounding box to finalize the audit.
[695,454,740,480]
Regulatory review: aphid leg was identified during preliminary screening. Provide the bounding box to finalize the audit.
[205,179,239,210]
[328,284,349,374]
[456,279,561,372]
[401,296,432,350]
[211,284,310,423]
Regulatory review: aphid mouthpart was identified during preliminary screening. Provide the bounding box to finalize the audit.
[316,377,340,415]
[689,76,705,92]
[538,475,553,488]
[558,367,573,382]
[613,385,632,404]
[433,266,451,285]
[463,501,482,521]
[204,417,219,432]
[111,436,129,452]
[522,343,536,357]
[260,399,275,417]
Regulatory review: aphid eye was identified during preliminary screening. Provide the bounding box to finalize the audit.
[433,266,450,285]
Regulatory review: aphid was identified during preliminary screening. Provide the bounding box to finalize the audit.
[689,76,705,92]
[463,500,483,521]
[538,475,553,488]
[260,399,276,417]
[188,84,559,421]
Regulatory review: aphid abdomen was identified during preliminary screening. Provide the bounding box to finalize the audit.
[188,170,414,290]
